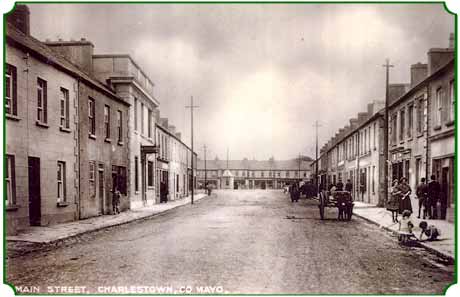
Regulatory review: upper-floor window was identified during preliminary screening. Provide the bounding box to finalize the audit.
[407,104,414,138]
[141,103,144,134]
[261,171,264,178]
[37,78,47,123]
[373,123,377,149]
[134,98,138,131]
[88,98,95,136]
[59,88,70,129]
[416,98,424,134]
[104,105,110,139]
[449,80,455,123]
[5,64,17,116]
[57,161,66,203]
[5,154,16,206]
[399,109,405,141]
[391,114,397,144]
[148,109,152,138]
[117,110,123,143]
[435,87,443,127]
[286,171,290,177]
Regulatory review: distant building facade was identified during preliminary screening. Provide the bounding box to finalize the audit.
[197,157,312,189]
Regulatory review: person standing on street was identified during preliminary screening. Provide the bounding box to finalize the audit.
[416,178,428,219]
[345,179,353,198]
[387,179,401,223]
[336,179,344,191]
[398,177,412,214]
[428,175,441,219]
[112,187,121,214]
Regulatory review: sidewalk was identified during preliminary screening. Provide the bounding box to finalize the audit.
[353,201,455,262]
[7,193,208,245]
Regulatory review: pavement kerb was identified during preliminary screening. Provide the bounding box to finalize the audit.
[8,193,210,252]
[352,211,455,264]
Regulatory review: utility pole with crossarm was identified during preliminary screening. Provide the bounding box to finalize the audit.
[186,96,199,204]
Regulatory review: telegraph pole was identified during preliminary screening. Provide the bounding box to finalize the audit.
[313,121,321,195]
[186,96,199,204]
[382,59,393,207]
[202,144,208,188]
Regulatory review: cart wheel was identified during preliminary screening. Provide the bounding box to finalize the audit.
[319,193,325,220]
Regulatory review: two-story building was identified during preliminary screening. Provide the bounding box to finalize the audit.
[5,6,130,234]
[196,157,312,189]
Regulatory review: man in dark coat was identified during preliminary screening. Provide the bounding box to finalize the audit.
[336,179,344,191]
[345,179,353,192]
[416,178,428,219]
[160,181,168,203]
[428,175,441,219]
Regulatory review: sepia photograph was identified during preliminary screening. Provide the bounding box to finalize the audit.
[2,0,457,295]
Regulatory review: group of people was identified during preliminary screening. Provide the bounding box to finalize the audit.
[386,175,444,244]
[387,175,445,223]
[285,180,321,202]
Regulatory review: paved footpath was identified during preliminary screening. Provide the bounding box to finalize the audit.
[353,201,455,262]
[7,193,207,245]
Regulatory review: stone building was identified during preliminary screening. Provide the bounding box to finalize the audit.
[155,120,196,202]
[43,45,130,219]
[196,157,312,189]
[90,54,159,209]
[427,40,455,221]
[388,36,454,220]
[5,6,129,233]
[315,102,385,205]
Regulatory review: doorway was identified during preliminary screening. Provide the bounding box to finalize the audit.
[98,165,105,215]
[28,157,41,226]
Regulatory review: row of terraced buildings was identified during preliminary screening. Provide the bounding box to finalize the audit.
[311,35,455,222]
[5,5,197,234]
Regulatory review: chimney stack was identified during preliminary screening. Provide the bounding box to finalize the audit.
[410,63,428,87]
[44,39,95,75]
[427,34,454,75]
[388,83,409,105]
[7,4,30,35]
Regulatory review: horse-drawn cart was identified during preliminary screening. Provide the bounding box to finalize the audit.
[317,190,354,220]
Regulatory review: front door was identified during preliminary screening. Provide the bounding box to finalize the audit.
[28,157,41,226]
[98,168,105,215]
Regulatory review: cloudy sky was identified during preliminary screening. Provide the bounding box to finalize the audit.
[28,3,454,160]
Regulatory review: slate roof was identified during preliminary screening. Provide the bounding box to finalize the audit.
[197,158,312,171]
[6,23,129,106]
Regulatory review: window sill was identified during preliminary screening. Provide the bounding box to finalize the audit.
[433,125,442,131]
[399,141,405,145]
[105,138,112,143]
[6,205,19,211]
[36,121,49,128]
[6,114,21,121]
[417,133,424,138]
[59,126,71,133]
[57,201,69,207]
[89,134,97,139]
[117,141,124,146]
[445,120,454,127]
[406,137,413,142]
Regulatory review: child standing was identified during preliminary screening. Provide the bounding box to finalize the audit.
[398,210,415,244]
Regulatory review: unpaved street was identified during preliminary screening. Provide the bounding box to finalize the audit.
[7,190,454,294]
